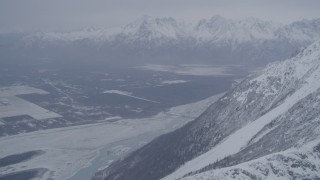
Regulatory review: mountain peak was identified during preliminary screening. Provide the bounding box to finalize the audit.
[194,16,279,43]
[239,16,280,28]
[120,16,183,41]
[209,15,229,22]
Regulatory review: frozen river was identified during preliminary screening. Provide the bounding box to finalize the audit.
[0,93,223,180]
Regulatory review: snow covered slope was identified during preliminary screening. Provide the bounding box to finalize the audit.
[96,40,320,180]
[276,18,320,43]
[115,16,186,43]
[193,16,280,44]
[182,140,320,180]
[165,39,320,180]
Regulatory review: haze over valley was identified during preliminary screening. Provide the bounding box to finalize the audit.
[0,1,320,180]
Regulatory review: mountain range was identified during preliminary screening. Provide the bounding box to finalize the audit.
[93,39,320,180]
[1,16,320,67]
[19,16,320,45]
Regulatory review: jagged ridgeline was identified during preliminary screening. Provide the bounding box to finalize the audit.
[94,40,320,180]
[1,17,320,67]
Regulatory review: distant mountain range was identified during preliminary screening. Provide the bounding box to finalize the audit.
[93,39,320,180]
[1,16,320,67]
[18,16,319,45]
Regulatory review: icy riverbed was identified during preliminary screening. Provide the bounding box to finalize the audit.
[0,93,223,180]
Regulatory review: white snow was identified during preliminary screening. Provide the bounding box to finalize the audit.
[0,86,49,97]
[193,16,281,44]
[103,90,160,103]
[136,64,232,76]
[161,80,189,85]
[163,40,320,180]
[0,93,224,180]
[0,86,61,120]
[182,139,320,180]
[103,90,133,96]
[104,116,122,121]
[121,16,184,40]
[235,89,251,104]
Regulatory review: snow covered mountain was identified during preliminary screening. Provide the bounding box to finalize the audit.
[1,16,320,66]
[93,40,320,180]
[21,16,186,46]
[276,18,320,43]
[193,16,280,44]
[113,16,187,44]
[20,16,320,46]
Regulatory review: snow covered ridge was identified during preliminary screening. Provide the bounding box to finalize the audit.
[238,39,320,100]
[193,16,281,43]
[96,40,320,180]
[20,16,320,45]
[163,39,320,180]
[181,140,320,180]
[120,16,186,41]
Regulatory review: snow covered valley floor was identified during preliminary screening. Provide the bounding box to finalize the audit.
[0,93,223,180]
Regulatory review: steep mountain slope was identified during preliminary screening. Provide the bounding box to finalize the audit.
[182,141,320,180]
[94,40,320,180]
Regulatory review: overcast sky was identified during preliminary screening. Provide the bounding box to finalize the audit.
[0,0,319,32]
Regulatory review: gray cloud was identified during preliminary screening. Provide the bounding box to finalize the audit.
[0,0,319,32]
